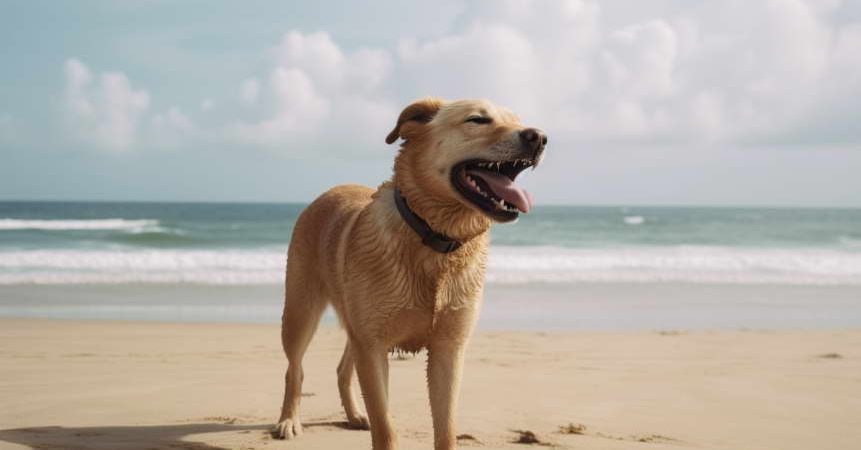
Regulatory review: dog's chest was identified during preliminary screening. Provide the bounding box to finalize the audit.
[387,308,434,352]
[386,258,482,349]
[415,255,482,310]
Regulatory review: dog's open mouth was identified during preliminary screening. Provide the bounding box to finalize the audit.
[451,158,535,221]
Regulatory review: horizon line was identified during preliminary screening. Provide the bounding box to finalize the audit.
[0,198,859,211]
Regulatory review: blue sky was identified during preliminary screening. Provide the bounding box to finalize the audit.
[1,0,860,206]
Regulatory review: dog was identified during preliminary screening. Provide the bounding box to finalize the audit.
[274,98,547,450]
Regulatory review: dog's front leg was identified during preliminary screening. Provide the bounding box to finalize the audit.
[427,337,467,450]
[354,344,397,450]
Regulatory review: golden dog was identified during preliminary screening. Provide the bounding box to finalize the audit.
[274,98,547,450]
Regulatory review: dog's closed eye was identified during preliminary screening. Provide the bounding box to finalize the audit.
[465,116,493,125]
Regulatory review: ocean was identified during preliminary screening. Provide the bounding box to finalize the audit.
[1,201,859,329]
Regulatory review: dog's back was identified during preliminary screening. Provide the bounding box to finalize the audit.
[284,184,374,307]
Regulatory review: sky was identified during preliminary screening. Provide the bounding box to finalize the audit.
[1,0,860,207]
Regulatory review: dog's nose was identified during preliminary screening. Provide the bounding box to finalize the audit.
[519,128,547,155]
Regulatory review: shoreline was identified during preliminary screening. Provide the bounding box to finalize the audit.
[1,318,859,449]
[2,282,860,331]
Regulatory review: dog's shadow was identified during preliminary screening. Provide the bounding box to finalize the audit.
[0,420,360,450]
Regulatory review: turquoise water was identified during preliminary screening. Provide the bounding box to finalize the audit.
[3,201,860,249]
[1,201,860,285]
[1,201,860,328]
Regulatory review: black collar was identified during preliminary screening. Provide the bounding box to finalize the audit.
[393,188,462,254]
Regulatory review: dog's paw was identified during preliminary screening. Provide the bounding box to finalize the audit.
[273,417,303,439]
[346,413,370,430]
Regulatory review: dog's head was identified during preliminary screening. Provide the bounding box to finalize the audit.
[388,98,546,228]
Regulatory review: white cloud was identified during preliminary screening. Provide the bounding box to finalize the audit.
[389,0,861,147]
[62,0,861,155]
[230,31,396,150]
[398,23,541,115]
[272,31,345,90]
[151,106,195,148]
[604,20,678,99]
[238,78,260,106]
[63,58,150,152]
[233,68,328,145]
[269,31,391,94]
[64,59,94,117]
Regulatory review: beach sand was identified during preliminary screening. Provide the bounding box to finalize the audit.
[1,318,859,450]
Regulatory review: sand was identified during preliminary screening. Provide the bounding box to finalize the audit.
[1,318,859,450]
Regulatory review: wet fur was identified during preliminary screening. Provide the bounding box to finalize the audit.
[275,98,539,450]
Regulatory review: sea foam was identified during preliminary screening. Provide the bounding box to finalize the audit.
[1,245,860,286]
[623,215,645,225]
[0,218,160,232]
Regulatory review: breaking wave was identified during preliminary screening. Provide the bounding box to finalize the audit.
[623,215,645,225]
[1,245,860,286]
[0,218,162,232]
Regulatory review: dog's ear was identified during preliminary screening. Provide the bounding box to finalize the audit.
[385,97,444,144]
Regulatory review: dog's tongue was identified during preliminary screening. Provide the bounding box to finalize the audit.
[467,169,533,213]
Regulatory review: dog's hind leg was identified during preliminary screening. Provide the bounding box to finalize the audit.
[337,339,370,430]
[274,278,327,440]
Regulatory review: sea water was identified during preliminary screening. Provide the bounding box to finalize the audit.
[1,201,859,329]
